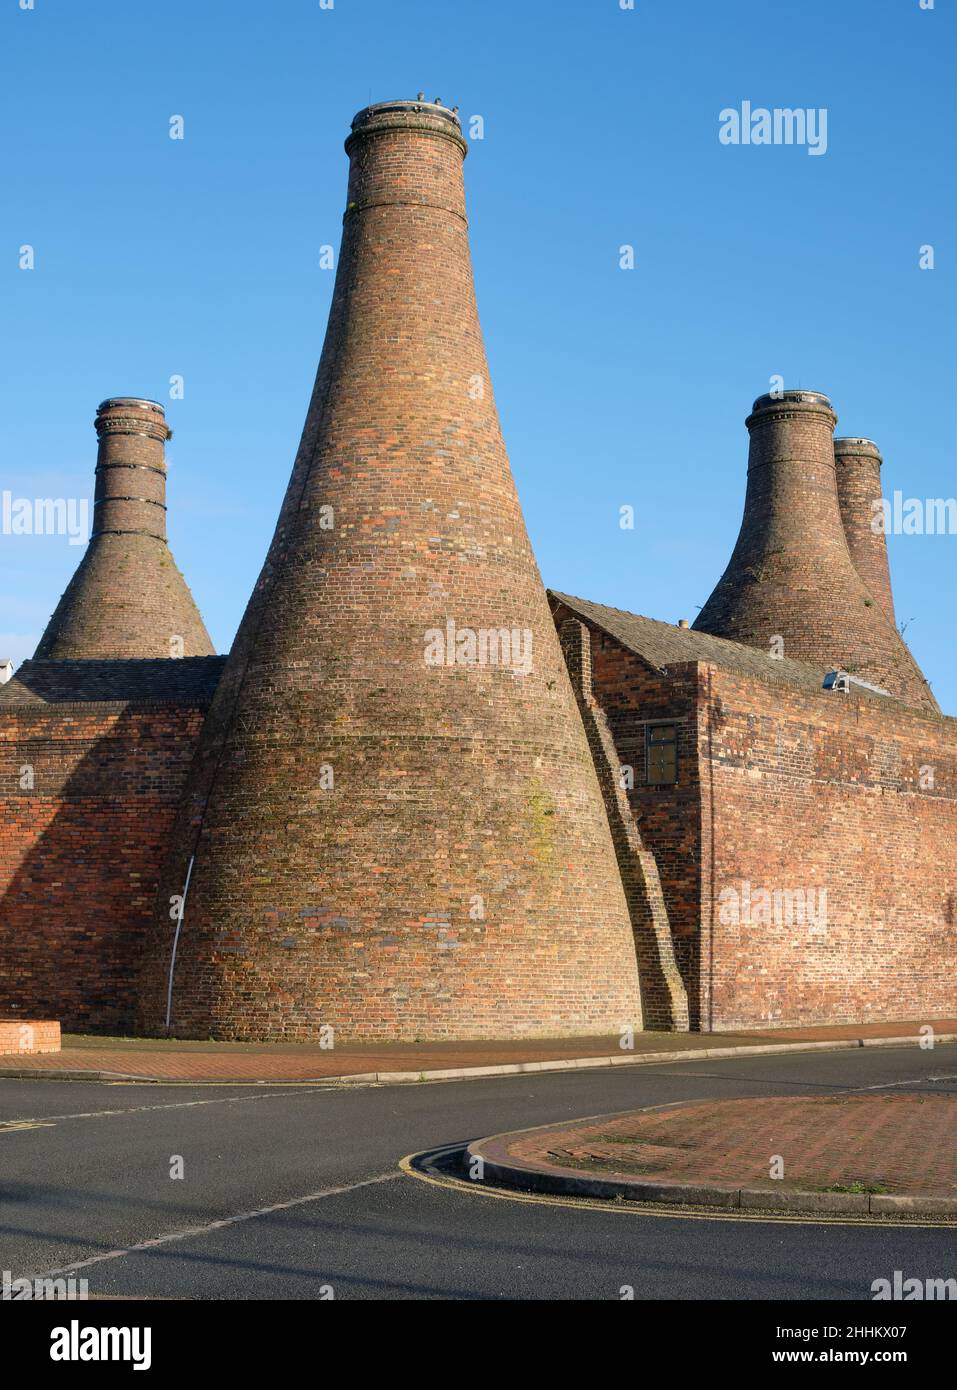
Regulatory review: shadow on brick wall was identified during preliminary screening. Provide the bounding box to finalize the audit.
[0,659,222,1034]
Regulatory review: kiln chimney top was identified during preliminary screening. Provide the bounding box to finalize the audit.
[97,397,165,415]
[351,97,462,126]
[747,390,835,428]
[347,99,467,154]
[834,437,882,459]
[95,397,171,441]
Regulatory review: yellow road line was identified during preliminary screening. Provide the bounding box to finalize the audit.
[399,1148,957,1229]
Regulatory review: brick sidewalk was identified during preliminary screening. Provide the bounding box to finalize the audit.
[0,1017,953,1083]
[506,1093,957,1198]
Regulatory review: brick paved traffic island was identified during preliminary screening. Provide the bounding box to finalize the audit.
[468,1093,957,1218]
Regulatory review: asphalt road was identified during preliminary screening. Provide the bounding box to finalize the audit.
[1,1044,955,1300]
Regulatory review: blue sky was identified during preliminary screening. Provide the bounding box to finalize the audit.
[2,0,954,709]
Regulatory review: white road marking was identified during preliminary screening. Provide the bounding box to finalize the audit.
[24,1172,403,1282]
[669,1071,948,1095]
[844,1079,946,1093]
[0,1086,338,1128]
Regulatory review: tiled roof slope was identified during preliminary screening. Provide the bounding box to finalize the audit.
[549,591,941,717]
[0,657,226,708]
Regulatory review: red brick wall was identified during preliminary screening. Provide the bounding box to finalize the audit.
[554,604,957,1033]
[0,704,206,1032]
[0,1020,60,1054]
[697,665,957,1030]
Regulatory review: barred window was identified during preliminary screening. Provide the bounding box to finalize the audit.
[646,724,678,785]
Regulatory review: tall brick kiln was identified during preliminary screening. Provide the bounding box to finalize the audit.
[135,100,645,1041]
[36,398,214,660]
[834,436,896,625]
[693,391,937,712]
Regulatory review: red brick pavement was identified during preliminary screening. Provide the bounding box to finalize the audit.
[0,1018,952,1082]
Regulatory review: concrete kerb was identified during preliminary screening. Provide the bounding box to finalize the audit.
[332,1031,957,1083]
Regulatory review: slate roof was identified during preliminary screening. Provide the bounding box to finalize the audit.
[549,591,892,704]
[0,657,227,708]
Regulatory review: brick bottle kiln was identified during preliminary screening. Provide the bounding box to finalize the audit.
[136,100,645,1041]
[692,391,936,712]
[36,398,214,660]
